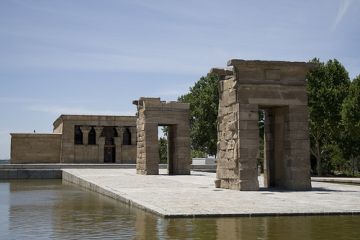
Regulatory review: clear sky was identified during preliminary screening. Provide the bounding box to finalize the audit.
[0,0,359,159]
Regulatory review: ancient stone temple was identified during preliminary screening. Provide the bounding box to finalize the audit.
[214,59,312,191]
[11,115,137,164]
[133,97,191,175]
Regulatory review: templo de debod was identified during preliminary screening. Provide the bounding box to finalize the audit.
[11,115,137,164]
[10,59,313,192]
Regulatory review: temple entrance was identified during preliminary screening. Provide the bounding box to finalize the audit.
[104,146,115,163]
[158,125,176,175]
[262,107,288,188]
[101,126,118,163]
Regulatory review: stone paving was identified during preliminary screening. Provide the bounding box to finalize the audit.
[62,169,360,218]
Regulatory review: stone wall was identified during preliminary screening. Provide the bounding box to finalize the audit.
[74,145,99,163]
[11,134,61,163]
[121,145,137,163]
[10,115,137,164]
[55,115,137,163]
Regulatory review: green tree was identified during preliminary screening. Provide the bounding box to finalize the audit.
[159,137,168,164]
[307,58,350,176]
[178,74,219,156]
[341,75,360,175]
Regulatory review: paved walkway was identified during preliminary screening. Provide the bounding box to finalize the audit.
[63,169,360,218]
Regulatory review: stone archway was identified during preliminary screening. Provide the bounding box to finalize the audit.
[133,98,191,175]
[213,59,313,191]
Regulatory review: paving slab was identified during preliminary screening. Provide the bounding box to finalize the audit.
[62,169,360,218]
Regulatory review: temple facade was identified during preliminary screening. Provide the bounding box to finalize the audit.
[11,115,137,164]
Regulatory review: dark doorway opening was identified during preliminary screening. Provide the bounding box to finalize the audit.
[101,126,118,163]
[88,127,96,145]
[123,128,131,145]
[262,106,288,188]
[158,125,176,175]
[74,126,83,145]
[104,146,115,163]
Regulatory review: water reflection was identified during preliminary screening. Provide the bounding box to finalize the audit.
[1,180,359,240]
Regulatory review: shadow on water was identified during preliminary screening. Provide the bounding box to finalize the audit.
[0,180,359,239]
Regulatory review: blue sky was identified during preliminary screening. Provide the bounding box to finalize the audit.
[0,0,359,159]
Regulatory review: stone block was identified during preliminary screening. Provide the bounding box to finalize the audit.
[239,111,258,121]
[225,90,237,105]
[227,121,237,131]
[239,138,258,147]
[223,79,237,90]
[239,168,258,180]
[239,180,259,191]
[219,150,226,159]
[225,131,234,140]
[219,179,230,189]
[217,167,238,179]
[238,120,258,130]
[218,141,227,151]
[238,158,258,169]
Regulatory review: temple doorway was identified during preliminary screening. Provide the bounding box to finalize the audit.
[102,126,118,163]
[104,146,115,163]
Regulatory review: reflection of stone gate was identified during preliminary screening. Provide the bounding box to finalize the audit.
[214,60,312,191]
[133,97,191,175]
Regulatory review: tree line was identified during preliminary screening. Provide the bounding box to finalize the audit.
[174,58,360,176]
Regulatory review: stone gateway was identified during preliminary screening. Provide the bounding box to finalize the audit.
[213,59,312,191]
[133,98,191,175]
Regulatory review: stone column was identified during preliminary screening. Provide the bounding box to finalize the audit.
[116,127,124,143]
[142,123,159,174]
[171,123,191,175]
[98,137,105,163]
[237,104,259,191]
[130,127,136,145]
[285,105,312,190]
[115,127,124,163]
[136,114,160,175]
[114,137,122,163]
[80,126,91,145]
[94,126,103,143]
[136,118,146,173]
[93,127,104,163]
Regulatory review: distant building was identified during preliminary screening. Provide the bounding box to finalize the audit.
[192,157,216,165]
[10,115,137,164]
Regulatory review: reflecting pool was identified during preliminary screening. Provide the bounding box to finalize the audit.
[0,180,359,239]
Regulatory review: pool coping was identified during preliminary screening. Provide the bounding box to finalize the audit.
[62,169,360,218]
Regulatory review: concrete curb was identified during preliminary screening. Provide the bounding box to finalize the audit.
[0,164,215,179]
[311,177,360,184]
[62,171,166,217]
[62,169,360,218]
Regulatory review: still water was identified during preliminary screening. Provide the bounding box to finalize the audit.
[0,180,359,240]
